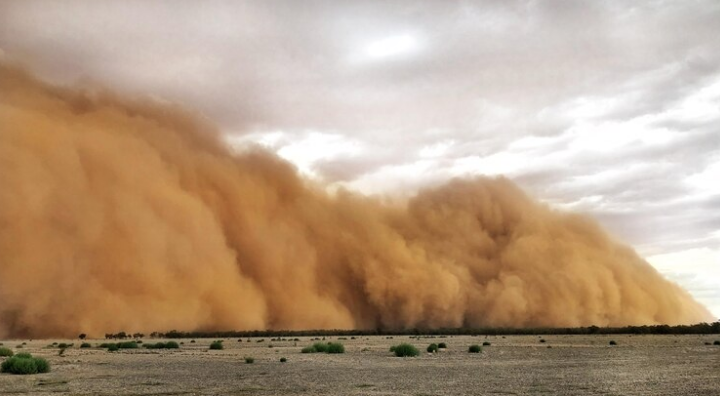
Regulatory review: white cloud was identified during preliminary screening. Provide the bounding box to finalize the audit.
[648,248,720,319]
[365,34,420,59]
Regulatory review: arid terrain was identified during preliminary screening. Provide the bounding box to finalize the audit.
[0,334,718,395]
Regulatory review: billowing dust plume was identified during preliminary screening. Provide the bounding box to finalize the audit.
[0,65,712,338]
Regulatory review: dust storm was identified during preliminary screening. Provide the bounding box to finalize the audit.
[0,65,711,338]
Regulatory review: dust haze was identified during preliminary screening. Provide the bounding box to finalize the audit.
[0,64,712,338]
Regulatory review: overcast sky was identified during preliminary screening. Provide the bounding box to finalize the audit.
[1,0,718,318]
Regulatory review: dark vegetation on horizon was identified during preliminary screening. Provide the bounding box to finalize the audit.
[96,322,719,339]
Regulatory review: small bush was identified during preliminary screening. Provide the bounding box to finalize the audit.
[34,358,50,373]
[80,343,92,348]
[117,341,138,349]
[245,357,254,364]
[57,343,73,348]
[326,343,345,354]
[209,341,224,350]
[107,344,119,352]
[191,339,196,343]
[438,342,447,349]
[539,339,546,343]
[2,357,37,374]
[609,340,617,346]
[312,342,328,353]
[393,343,419,357]
[280,357,287,363]
[0,347,13,357]
[427,343,438,353]
[468,345,482,353]
[714,341,720,346]
[301,342,344,354]
[482,341,491,346]
[1,354,50,375]
[389,345,396,352]
[144,341,179,349]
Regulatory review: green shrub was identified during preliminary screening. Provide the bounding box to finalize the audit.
[280,357,287,363]
[80,343,92,348]
[2,357,37,374]
[468,345,482,353]
[0,347,13,357]
[389,345,396,352]
[117,341,138,349]
[427,343,438,353]
[107,344,119,352]
[393,344,419,357]
[312,342,328,353]
[300,342,344,354]
[609,340,617,346]
[326,343,345,354]
[438,342,447,349]
[57,343,73,348]
[0,354,50,375]
[209,341,224,350]
[144,341,180,349]
[244,356,255,364]
[482,341,491,346]
[34,358,50,373]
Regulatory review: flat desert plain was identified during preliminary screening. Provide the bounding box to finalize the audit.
[0,334,718,395]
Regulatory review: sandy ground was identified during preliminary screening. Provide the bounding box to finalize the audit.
[0,334,718,395]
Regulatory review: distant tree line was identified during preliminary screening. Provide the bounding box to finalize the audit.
[95,321,719,339]
[102,332,145,340]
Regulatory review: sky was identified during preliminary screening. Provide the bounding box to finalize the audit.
[1,0,718,319]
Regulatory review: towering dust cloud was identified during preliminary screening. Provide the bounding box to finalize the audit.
[0,65,712,338]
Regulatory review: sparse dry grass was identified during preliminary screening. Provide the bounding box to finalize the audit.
[0,335,718,395]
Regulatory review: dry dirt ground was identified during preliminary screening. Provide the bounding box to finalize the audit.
[0,334,718,395]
